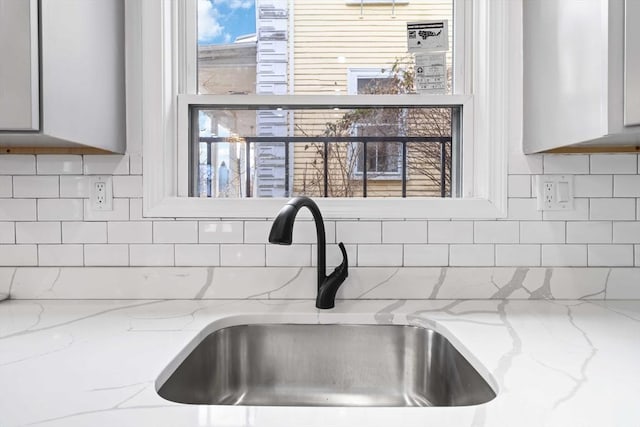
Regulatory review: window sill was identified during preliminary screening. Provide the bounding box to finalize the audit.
[144,196,505,220]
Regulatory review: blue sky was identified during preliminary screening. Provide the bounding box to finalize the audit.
[198,0,256,45]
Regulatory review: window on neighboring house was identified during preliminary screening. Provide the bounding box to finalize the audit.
[348,70,403,180]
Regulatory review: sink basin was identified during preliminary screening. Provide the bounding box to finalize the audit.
[157,323,495,407]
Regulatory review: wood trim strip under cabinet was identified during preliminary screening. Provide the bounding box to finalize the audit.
[0,146,114,155]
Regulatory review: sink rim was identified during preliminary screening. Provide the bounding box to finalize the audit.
[155,314,499,407]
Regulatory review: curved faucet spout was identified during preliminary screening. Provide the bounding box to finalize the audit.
[269,197,348,309]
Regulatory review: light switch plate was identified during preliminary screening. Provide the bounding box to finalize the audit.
[536,175,574,211]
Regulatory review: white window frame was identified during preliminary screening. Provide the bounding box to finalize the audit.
[131,0,519,220]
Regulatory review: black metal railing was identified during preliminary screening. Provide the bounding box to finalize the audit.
[198,136,452,198]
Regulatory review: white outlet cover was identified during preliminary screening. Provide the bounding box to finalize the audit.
[90,176,113,211]
[536,175,574,211]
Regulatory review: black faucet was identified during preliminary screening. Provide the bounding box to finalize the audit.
[268,196,348,309]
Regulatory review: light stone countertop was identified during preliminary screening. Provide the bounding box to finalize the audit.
[0,298,639,427]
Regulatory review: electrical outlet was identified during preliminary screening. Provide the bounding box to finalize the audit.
[90,176,113,211]
[536,175,573,211]
[544,182,555,209]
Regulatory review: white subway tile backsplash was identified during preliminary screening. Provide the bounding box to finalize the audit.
[38,244,83,266]
[429,221,473,243]
[590,154,637,174]
[613,222,640,243]
[112,175,143,198]
[243,221,271,244]
[588,245,634,267]
[507,198,542,220]
[84,244,129,266]
[220,244,265,266]
[83,155,129,175]
[383,221,428,244]
[590,198,636,220]
[13,176,59,198]
[0,199,36,221]
[573,175,612,198]
[0,155,35,175]
[0,245,37,266]
[0,150,639,273]
[542,245,587,266]
[0,222,14,243]
[38,199,83,221]
[543,154,589,174]
[62,222,107,243]
[566,221,612,243]
[508,175,531,198]
[358,244,403,266]
[175,244,220,266]
[508,151,543,174]
[108,221,152,243]
[266,244,311,266]
[16,222,61,243]
[450,244,494,266]
[495,244,540,266]
[37,155,82,175]
[59,176,91,198]
[0,176,12,197]
[336,221,381,244]
[129,244,174,266]
[84,198,129,221]
[613,175,640,197]
[129,198,144,221]
[520,221,565,243]
[403,244,448,266]
[543,198,589,221]
[201,221,244,243]
[153,221,198,243]
[289,220,336,244]
[474,221,519,243]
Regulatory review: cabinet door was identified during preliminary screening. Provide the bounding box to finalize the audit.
[0,0,39,130]
[625,0,640,126]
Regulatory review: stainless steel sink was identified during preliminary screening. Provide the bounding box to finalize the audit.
[157,324,495,407]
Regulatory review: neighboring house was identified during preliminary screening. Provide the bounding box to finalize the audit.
[290,0,454,197]
[196,0,453,198]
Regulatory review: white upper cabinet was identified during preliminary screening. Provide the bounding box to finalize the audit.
[625,0,640,127]
[0,0,125,153]
[0,0,39,131]
[523,0,640,153]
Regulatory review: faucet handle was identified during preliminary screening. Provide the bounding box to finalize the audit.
[334,242,348,277]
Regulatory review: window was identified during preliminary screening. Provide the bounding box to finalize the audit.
[134,0,516,219]
[191,1,459,201]
[348,69,403,179]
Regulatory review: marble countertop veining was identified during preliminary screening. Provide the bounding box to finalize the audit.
[0,299,639,427]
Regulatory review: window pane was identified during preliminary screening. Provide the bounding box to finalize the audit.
[197,0,454,95]
[191,106,459,198]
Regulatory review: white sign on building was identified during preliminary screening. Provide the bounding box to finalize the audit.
[415,53,447,94]
[407,21,448,52]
